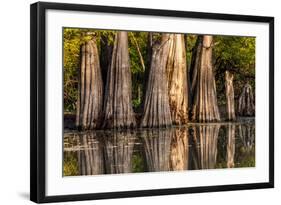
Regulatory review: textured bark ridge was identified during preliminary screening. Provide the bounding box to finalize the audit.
[225,71,236,120]
[238,83,255,116]
[103,131,135,174]
[226,124,236,168]
[103,31,136,129]
[142,129,172,172]
[75,39,103,130]
[190,35,220,122]
[170,128,189,171]
[190,125,220,169]
[77,133,104,175]
[165,34,189,125]
[141,35,172,128]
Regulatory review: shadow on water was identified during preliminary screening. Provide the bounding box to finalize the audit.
[63,121,255,176]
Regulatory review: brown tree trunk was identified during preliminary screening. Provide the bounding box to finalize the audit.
[76,39,103,130]
[225,71,236,120]
[238,83,255,116]
[165,34,189,125]
[190,35,220,122]
[170,128,188,171]
[103,31,136,129]
[140,35,172,128]
[226,124,236,168]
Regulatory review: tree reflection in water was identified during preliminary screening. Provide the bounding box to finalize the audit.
[189,125,220,169]
[103,131,136,174]
[63,122,255,176]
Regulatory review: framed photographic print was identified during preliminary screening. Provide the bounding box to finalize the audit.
[30,1,274,203]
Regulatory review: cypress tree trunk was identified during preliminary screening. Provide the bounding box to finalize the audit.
[76,39,103,130]
[165,34,189,125]
[238,83,255,116]
[141,35,172,128]
[225,71,236,120]
[190,35,220,122]
[103,31,136,129]
[226,124,236,168]
[170,128,188,171]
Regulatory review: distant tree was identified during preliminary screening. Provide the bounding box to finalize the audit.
[238,83,255,116]
[225,71,236,120]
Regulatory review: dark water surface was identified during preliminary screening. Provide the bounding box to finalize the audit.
[63,121,255,176]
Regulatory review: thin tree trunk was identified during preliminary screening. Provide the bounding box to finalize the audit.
[190,35,220,122]
[225,71,236,120]
[76,39,103,130]
[103,31,136,129]
[165,34,189,125]
[238,83,255,116]
[141,34,172,128]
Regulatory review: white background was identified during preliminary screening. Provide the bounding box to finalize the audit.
[0,0,279,204]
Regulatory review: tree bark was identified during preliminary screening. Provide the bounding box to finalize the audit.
[103,31,136,129]
[76,39,103,130]
[140,35,172,128]
[190,35,220,122]
[238,83,255,116]
[165,34,189,125]
[225,71,236,120]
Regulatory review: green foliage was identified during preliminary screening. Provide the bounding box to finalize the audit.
[132,152,146,172]
[63,151,79,176]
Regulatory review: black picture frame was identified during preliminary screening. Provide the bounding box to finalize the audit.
[30,1,274,203]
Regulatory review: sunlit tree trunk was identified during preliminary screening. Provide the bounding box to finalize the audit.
[103,131,135,174]
[77,133,104,175]
[190,35,220,122]
[142,129,172,172]
[165,34,189,125]
[141,35,172,127]
[76,39,103,130]
[103,31,136,129]
[225,71,236,120]
[238,83,255,116]
[170,128,189,171]
[226,124,236,168]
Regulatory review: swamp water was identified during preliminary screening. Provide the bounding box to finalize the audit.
[63,121,255,176]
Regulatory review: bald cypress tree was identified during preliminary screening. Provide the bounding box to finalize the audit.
[103,31,136,129]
